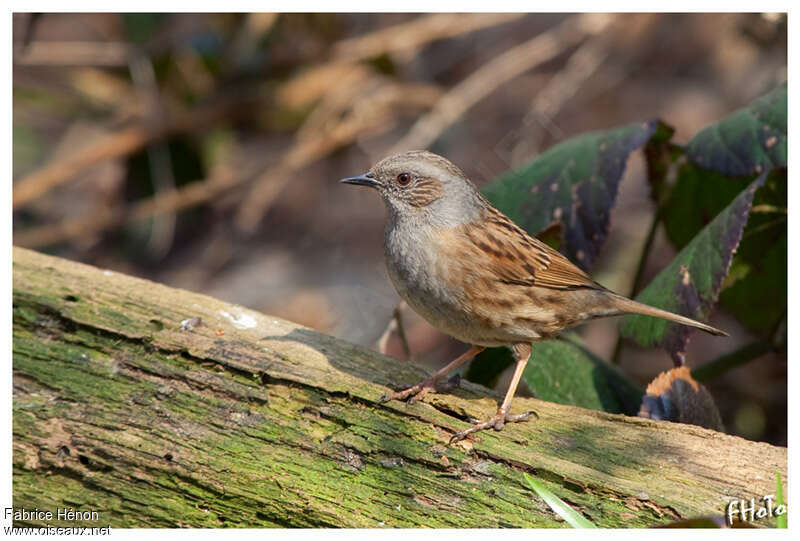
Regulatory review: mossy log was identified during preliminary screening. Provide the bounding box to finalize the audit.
[12,246,786,528]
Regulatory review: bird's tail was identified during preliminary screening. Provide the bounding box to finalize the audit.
[608,293,728,337]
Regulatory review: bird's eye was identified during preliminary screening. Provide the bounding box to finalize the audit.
[396,173,411,185]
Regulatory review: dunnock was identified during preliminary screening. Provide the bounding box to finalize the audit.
[341,150,726,443]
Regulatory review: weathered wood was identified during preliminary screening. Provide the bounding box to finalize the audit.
[12,246,786,528]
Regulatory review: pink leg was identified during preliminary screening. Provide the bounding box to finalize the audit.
[379,345,485,405]
[449,343,536,444]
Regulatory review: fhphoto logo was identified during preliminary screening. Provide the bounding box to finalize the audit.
[726,495,787,525]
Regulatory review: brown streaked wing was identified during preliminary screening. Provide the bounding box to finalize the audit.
[458,205,601,291]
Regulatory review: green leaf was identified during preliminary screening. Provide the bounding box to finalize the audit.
[522,339,642,415]
[639,86,787,339]
[659,166,786,335]
[657,123,785,336]
[662,163,752,249]
[121,13,165,45]
[524,473,596,528]
[658,84,786,250]
[620,175,766,360]
[464,347,513,388]
[13,122,43,174]
[687,83,786,176]
[719,169,786,333]
[482,120,658,270]
[658,164,786,336]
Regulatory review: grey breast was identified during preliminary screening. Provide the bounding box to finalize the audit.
[383,219,502,345]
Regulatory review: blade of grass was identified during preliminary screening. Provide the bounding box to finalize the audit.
[776,472,787,528]
[524,473,596,528]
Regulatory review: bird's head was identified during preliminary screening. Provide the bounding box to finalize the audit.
[339,150,485,227]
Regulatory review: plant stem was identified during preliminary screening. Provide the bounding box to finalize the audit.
[611,211,661,365]
[610,335,624,366]
[691,339,773,382]
[629,210,661,298]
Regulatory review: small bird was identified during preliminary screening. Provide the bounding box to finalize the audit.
[340,150,726,443]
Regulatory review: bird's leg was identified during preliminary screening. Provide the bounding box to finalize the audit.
[449,343,536,444]
[379,345,485,405]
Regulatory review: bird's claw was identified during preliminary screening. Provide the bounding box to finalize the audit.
[378,384,429,405]
[379,374,462,405]
[435,373,461,392]
[448,409,537,444]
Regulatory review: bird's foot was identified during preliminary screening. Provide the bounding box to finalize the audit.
[448,408,536,444]
[379,374,461,405]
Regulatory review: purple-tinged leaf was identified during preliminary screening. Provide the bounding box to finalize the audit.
[643,120,681,204]
[620,174,766,362]
[638,366,723,431]
[482,120,658,270]
[687,83,786,176]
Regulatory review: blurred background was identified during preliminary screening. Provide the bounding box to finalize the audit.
[12,13,787,445]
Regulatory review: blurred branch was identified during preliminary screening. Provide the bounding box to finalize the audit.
[235,82,441,233]
[224,13,279,73]
[279,14,523,111]
[17,13,42,49]
[532,38,609,115]
[390,14,613,153]
[173,46,217,96]
[17,13,513,232]
[521,29,612,152]
[293,66,374,140]
[69,68,143,118]
[13,125,154,208]
[233,15,613,234]
[127,49,177,259]
[15,41,131,66]
[14,167,244,249]
[333,13,524,62]
[277,63,370,110]
[13,92,255,209]
[376,301,412,359]
[128,49,178,259]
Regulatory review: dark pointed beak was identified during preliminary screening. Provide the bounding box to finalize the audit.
[339,172,379,188]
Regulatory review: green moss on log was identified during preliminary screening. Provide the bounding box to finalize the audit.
[12,247,786,528]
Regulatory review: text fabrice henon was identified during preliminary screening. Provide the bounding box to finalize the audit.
[5,507,100,522]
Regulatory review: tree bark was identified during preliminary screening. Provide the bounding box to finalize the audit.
[12,247,786,528]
